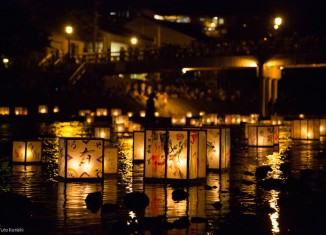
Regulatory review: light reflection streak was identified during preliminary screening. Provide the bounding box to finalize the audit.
[269,190,280,234]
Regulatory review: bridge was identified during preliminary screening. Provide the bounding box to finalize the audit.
[41,38,326,117]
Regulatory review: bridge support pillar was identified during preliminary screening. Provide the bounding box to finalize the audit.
[258,64,281,118]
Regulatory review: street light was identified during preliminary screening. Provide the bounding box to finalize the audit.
[65,25,73,59]
[130,37,138,45]
[274,17,282,30]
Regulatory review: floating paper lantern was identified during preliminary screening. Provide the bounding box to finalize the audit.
[248,124,279,147]
[291,119,320,140]
[12,140,42,163]
[111,109,122,117]
[94,127,111,140]
[14,107,28,115]
[133,131,145,162]
[225,114,241,125]
[186,112,193,118]
[104,146,118,174]
[114,123,126,133]
[86,115,94,124]
[205,127,231,171]
[144,129,206,181]
[189,118,201,126]
[140,110,146,117]
[58,137,104,180]
[202,114,218,126]
[96,108,108,116]
[171,114,186,126]
[38,105,48,114]
[79,109,92,116]
[128,121,142,132]
[0,107,10,115]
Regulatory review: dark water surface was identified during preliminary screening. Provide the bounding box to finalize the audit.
[1,121,326,234]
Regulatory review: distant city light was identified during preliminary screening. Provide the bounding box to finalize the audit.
[65,25,73,35]
[130,37,138,45]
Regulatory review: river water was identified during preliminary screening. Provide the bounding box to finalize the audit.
[1,120,326,235]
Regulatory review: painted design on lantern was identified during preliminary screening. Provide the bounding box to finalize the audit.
[13,141,41,162]
[167,132,187,179]
[13,143,25,161]
[258,127,274,145]
[248,127,257,145]
[60,139,103,178]
[146,131,166,177]
[189,132,199,175]
[207,129,220,169]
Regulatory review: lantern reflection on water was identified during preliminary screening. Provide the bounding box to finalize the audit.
[58,137,104,180]
[144,184,206,219]
[144,129,206,181]
[12,140,42,163]
[57,182,103,224]
[291,119,320,140]
[248,124,279,147]
[205,127,231,171]
[133,131,145,162]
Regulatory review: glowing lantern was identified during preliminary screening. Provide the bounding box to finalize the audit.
[85,115,94,124]
[58,137,104,180]
[15,107,28,115]
[133,131,145,162]
[248,124,279,147]
[79,109,92,116]
[199,111,205,116]
[140,110,146,117]
[0,107,10,115]
[190,118,200,126]
[144,129,206,181]
[12,140,42,163]
[53,106,60,113]
[129,121,142,132]
[171,114,186,126]
[96,108,108,116]
[320,119,326,136]
[94,127,111,140]
[114,123,125,133]
[225,114,241,125]
[249,113,259,123]
[186,112,193,118]
[202,114,218,126]
[38,105,48,114]
[205,127,231,170]
[291,119,320,140]
[271,115,283,125]
[111,109,122,117]
[104,146,118,174]
[127,112,134,117]
[114,115,129,128]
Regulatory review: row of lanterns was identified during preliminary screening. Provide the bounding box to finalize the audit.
[11,112,326,181]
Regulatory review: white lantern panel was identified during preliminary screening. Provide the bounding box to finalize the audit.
[58,138,104,179]
[167,131,188,179]
[145,130,166,178]
[292,119,320,140]
[133,131,145,161]
[12,140,42,163]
